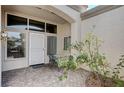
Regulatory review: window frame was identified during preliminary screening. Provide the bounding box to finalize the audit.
[6,14,28,30]
[5,30,27,61]
[64,36,71,51]
[46,23,57,34]
[6,13,57,33]
[29,19,45,32]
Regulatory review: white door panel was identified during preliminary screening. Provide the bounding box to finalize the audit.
[29,33,44,65]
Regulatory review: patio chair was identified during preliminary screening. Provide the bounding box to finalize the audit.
[49,55,58,67]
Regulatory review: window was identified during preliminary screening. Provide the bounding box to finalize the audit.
[7,32,25,58]
[7,14,27,30]
[46,23,57,34]
[64,36,71,50]
[29,19,45,32]
[47,36,57,55]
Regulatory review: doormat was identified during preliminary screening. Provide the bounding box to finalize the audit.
[31,63,45,69]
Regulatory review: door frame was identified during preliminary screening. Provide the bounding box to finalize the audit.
[2,11,58,71]
[29,31,45,65]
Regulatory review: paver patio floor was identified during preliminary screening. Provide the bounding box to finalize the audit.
[2,65,89,87]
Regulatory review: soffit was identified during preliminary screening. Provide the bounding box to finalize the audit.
[2,5,68,24]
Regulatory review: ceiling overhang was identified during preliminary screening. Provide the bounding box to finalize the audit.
[68,5,88,13]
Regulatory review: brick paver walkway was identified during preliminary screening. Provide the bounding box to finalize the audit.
[2,65,89,87]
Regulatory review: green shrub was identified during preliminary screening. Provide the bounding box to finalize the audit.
[57,32,124,87]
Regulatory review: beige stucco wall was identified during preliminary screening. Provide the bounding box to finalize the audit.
[81,6,124,76]
[57,23,71,56]
[51,6,83,56]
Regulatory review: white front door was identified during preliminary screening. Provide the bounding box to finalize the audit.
[29,32,45,65]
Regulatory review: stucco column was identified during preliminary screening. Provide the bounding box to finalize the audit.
[0,5,1,87]
[71,18,81,56]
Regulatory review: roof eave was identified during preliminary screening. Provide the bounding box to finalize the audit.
[81,5,123,20]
